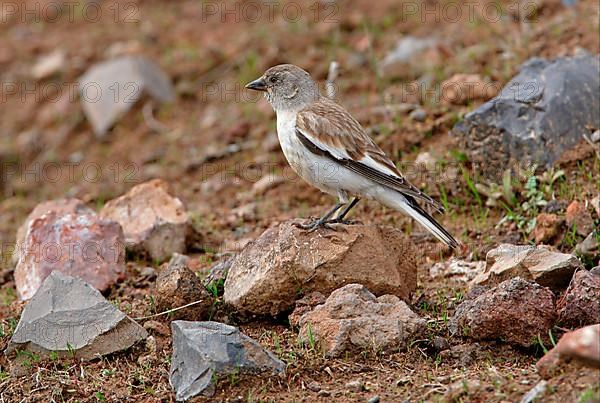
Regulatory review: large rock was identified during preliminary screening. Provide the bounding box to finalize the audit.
[556,269,600,328]
[15,212,126,300]
[7,272,147,360]
[155,256,212,321]
[473,244,581,289]
[536,325,600,379]
[453,53,599,179]
[12,198,94,266]
[298,284,426,357]
[79,56,175,137]
[100,179,189,262]
[449,277,556,347]
[169,321,285,400]
[224,221,417,316]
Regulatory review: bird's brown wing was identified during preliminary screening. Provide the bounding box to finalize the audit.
[296,97,444,213]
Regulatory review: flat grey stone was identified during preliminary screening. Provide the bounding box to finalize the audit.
[454,53,599,179]
[79,56,174,137]
[170,321,285,401]
[7,272,147,360]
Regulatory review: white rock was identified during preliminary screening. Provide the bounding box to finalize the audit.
[31,50,66,80]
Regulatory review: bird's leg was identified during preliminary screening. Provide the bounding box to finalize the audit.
[295,203,344,231]
[330,197,360,224]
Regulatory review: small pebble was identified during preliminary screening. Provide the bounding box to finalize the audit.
[307,381,321,392]
[591,129,600,143]
[145,335,157,353]
[368,396,380,403]
[346,380,364,392]
[317,390,331,397]
[432,336,450,351]
[409,108,426,122]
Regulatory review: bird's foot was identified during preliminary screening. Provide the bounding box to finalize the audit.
[293,219,334,232]
[294,218,354,232]
[328,218,362,226]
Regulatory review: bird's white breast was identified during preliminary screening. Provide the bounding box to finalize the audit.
[276,111,313,180]
[275,109,391,203]
[273,110,342,202]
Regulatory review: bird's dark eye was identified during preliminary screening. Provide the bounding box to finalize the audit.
[269,76,278,84]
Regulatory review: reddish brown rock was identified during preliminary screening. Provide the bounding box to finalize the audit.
[100,179,190,262]
[13,198,94,266]
[155,258,212,321]
[473,244,581,289]
[298,284,426,357]
[532,213,564,244]
[449,277,556,347]
[536,324,600,379]
[15,212,125,300]
[566,201,594,236]
[557,270,600,328]
[224,221,418,316]
[288,291,326,328]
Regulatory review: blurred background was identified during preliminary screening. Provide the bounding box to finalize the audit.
[0,0,599,401]
[1,0,598,253]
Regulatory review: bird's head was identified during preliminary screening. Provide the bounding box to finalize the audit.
[245,64,320,112]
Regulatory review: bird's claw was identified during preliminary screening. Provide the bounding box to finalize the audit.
[294,219,350,232]
[328,218,361,226]
[293,220,329,232]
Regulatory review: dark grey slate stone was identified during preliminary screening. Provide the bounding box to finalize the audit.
[79,56,174,137]
[169,321,285,401]
[453,52,599,179]
[6,271,147,360]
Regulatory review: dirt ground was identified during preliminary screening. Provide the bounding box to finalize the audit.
[0,0,599,401]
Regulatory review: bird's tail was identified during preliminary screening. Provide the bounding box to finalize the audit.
[378,190,459,249]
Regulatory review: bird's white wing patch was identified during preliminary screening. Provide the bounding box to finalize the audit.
[359,154,400,177]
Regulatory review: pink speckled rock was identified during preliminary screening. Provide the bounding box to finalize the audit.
[536,324,600,379]
[15,212,125,300]
[12,198,94,266]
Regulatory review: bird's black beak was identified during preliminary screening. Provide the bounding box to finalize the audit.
[245,77,267,92]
